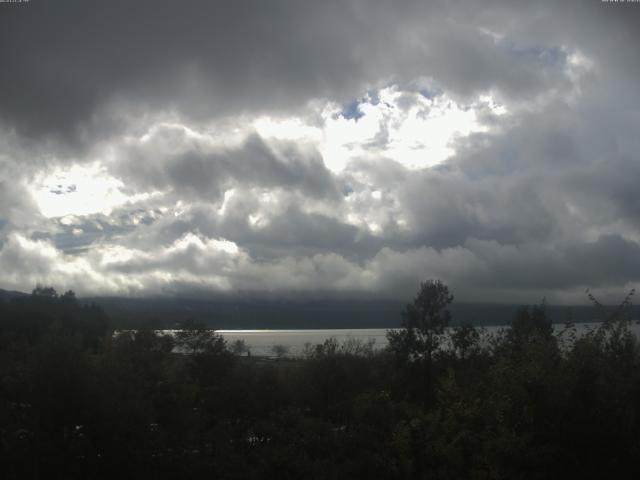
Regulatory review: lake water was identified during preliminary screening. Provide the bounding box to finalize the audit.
[216,322,640,357]
[216,328,389,357]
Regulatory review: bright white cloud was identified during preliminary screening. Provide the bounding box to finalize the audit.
[321,86,500,171]
[31,162,154,218]
[254,85,504,173]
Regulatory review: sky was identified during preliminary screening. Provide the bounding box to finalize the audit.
[1,0,639,304]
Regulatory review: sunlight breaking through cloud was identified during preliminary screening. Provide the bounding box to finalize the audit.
[1,0,638,302]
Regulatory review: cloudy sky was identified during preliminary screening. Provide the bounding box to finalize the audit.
[1,0,639,303]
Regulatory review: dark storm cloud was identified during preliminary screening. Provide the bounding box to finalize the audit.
[181,202,382,262]
[0,132,50,235]
[561,155,640,229]
[109,127,340,202]
[0,0,383,139]
[0,0,590,144]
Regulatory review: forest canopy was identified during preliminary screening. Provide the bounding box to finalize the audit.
[1,283,639,479]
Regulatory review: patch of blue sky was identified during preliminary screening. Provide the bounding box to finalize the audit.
[365,90,380,105]
[508,44,565,67]
[341,100,365,120]
[419,87,441,100]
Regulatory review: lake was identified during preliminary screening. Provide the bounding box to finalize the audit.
[216,328,389,357]
[215,322,640,357]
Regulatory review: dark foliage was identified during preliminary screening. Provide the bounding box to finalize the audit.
[1,283,640,479]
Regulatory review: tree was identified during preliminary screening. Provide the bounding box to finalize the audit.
[231,339,251,356]
[387,279,454,365]
[271,344,289,358]
[174,318,234,389]
[450,323,480,360]
[509,300,553,343]
[174,318,226,355]
[32,285,58,298]
[387,280,453,405]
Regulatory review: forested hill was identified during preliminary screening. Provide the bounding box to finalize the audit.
[83,295,638,329]
[0,289,28,301]
[3,288,636,329]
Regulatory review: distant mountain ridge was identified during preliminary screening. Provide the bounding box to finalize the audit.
[83,296,637,330]
[0,288,29,300]
[3,288,636,329]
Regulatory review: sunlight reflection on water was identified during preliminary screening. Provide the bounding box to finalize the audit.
[212,322,640,358]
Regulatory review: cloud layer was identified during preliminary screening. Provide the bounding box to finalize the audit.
[1,0,639,304]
